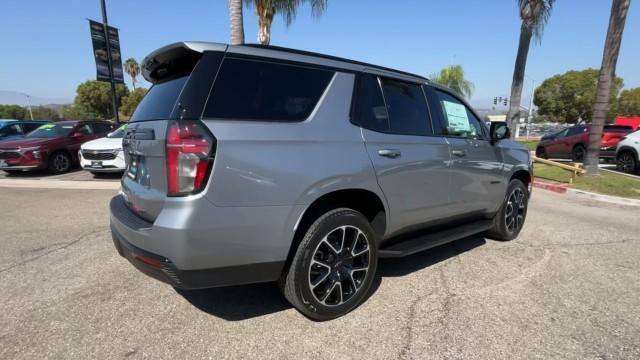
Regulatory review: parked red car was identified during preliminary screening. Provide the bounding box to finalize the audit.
[0,121,116,174]
[535,124,633,162]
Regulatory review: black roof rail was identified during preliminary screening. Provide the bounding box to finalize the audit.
[242,44,428,81]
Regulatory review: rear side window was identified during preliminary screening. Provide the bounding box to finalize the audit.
[130,76,188,122]
[380,78,432,136]
[567,126,586,136]
[353,74,389,132]
[23,123,44,132]
[203,58,333,122]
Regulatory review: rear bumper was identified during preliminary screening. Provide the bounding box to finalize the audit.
[109,195,302,289]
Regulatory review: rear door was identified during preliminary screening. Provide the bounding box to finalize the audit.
[426,87,504,215]
[120,50,224,222]
[356,74,451,233]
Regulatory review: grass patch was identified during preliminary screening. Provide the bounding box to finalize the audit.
[534,163,640,199]
[516,139,539,151]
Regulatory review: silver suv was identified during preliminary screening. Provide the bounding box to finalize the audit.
[110,42,532,320]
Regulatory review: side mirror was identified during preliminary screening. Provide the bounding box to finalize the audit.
[490,121,511,143]
[71,132,83,139]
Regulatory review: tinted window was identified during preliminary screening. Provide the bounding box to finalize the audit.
[603,125,633,133]
[130,76,188,122]
[380,78,431,136]
[353,74,389,132]
[77,124,93,135]
[23,123,44,132]
[431,89,483,138]
[204,58,333,122]
[567,126,586,136]
[92,123,114,134]
[0,124,22,137]
[108,125,126,138]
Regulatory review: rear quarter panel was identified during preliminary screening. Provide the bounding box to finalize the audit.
[202,72,385,208]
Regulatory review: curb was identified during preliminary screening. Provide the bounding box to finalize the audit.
[532,180,568,193]
[0,179,120,190]
[533,179,640,207]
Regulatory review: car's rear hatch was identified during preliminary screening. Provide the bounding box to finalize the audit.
[601,125,633,148]
[120,42,226,223]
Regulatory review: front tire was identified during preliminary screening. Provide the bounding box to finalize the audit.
[535,146,548,159]
[572,144,586,163]
[616,152,637,173]
[486,179,529,241]
[282,208,378,321]
[48,151,71,174]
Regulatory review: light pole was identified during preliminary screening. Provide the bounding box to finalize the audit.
[19,92,34,120]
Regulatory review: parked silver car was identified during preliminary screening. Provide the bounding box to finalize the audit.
[110,42,532,320]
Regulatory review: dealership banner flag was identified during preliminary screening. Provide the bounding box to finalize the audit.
[88,19,124,83]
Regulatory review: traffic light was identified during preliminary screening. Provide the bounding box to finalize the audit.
[503,98,508,106]
[493,97,497,105]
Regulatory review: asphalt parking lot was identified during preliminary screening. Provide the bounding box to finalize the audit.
[0,168,121,182]
[1,186,639,359]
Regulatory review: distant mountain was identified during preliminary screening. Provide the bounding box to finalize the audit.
[0,91,71,107]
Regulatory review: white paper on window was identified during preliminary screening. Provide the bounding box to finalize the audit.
[442,101,471,132]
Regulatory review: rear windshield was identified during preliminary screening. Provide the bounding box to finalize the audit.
[203,58,334,122]
[130,76,188,122]
[603,125,632,133]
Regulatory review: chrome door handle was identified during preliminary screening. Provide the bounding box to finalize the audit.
[452,150,467,157]
[378,149,401,159]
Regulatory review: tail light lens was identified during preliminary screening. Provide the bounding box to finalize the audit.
[166,120,215,196]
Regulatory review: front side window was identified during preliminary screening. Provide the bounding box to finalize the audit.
[431,89,483,139]
[567,126,586,136]
[380,78,431,136]
[204,58,334,122]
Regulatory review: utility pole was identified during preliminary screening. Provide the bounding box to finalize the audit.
[20,93,34,120]
[100,0,120,123]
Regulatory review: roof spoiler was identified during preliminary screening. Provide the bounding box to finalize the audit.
[141,42,228,83]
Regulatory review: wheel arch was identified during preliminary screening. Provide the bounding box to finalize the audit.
[617,146,639,160]
[283,188,387,276]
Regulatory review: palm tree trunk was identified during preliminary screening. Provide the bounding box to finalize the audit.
[584,0,631,176]
[228,0,245,45]
[132,77,136,90]
[506,22,533,136]
[257,4,274,45]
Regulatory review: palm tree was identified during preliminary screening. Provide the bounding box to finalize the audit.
[245,0,327,45]
[124,58,140,90]
[430,65,474,99]
[506,0,555,134]
[584,0,631,176]
[229,0,245,45]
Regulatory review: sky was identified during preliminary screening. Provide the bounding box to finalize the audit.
[0,0,638,109]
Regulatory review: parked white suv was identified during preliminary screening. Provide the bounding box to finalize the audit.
[79,125,126,174]
[616,129,640,173]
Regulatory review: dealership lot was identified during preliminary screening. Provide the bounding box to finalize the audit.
[0,186,639,359]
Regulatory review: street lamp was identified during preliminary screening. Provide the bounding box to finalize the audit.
[18,92,34,120]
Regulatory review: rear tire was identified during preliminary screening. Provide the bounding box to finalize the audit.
[616,151,637,173]
[282,208,378,321]
[486,179,529,241]
[48,151,71,174]
[572,144,586,163]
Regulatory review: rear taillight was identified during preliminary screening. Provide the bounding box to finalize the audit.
[166,120,215,196]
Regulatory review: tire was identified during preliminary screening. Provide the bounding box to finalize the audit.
[535,146,547,159]
[486,179,529,241]
[572,144,586,163]
[616,151,637,173]
[47,151,71,174]
[282,208,378,321]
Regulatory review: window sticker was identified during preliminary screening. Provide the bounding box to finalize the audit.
[38,124,56,130]
[442,101,471,132]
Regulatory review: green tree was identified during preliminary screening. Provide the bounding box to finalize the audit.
[584,0,631,176]
[0,104,26,119]
[617,88,640,116]
[245,0,327,45]
[124,58,140,89]
[506,0,555,133]
[30,106,61,121]
[430,65,474,99]
[120,87,147,117]
[229,0,245,45]
[533,69,623,123]
[72,80,129,120]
